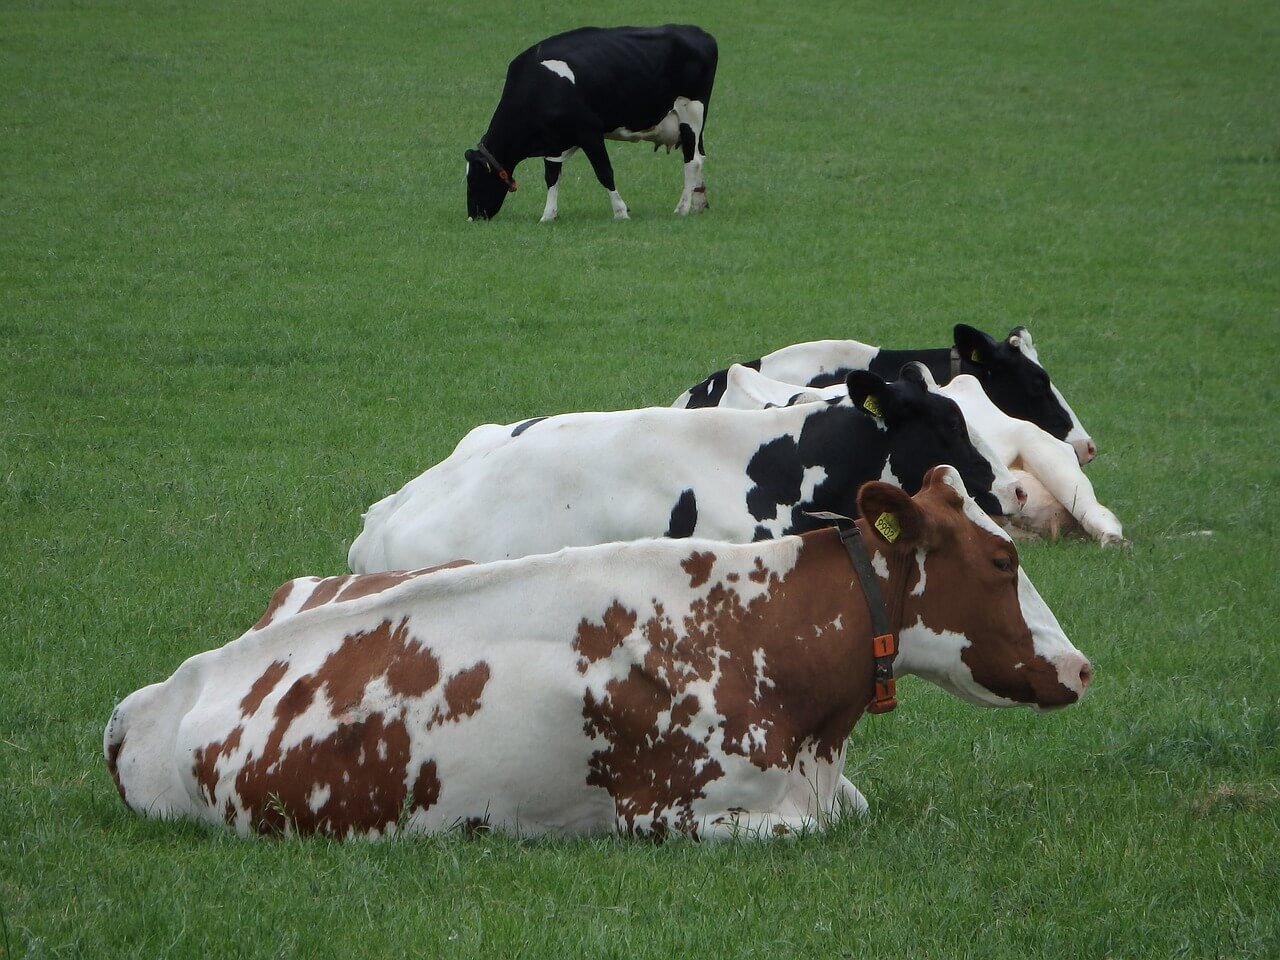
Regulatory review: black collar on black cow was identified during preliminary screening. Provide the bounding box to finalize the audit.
[808,511,912,714]
[474,141,518,193]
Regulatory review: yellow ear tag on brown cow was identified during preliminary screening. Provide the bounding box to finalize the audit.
[874,512,900,543]
[862,395,882,417]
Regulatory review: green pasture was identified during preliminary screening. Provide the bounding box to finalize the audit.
[2,0,1277,955]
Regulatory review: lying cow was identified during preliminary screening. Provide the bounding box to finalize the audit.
[105,467,1091,840]
[674,324,1098,465]
[347,366,1025,573]
[465,25,717,222]
[716,362,1125,546]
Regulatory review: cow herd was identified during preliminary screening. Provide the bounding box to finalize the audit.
[105,25,1122,843]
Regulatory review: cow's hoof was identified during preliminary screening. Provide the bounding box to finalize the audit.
[614,211,630,221]
[540,214,557,223]
[1099,533,1131,549]
[675,201,691,215]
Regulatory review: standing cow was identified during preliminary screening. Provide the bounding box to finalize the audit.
[106,468,1091,840]
[465,25,717,221]
[674,325,1099,465]
[347,367,1026,573]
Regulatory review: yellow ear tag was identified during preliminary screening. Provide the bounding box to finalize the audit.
[874,512,900,543]
[970,349,982,362]
[862,395,882,417]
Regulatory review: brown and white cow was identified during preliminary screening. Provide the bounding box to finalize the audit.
[105,467,1090,841]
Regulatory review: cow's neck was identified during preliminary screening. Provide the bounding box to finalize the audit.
[785,403,893,529]
[480,114,534,171]
[870,347,983,386]
[746,528,902,756]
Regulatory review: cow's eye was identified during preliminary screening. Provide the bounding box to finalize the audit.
[993,557,1014,573]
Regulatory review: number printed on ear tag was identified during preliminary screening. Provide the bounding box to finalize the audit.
[862,395,882,417]
[874,512,900,543]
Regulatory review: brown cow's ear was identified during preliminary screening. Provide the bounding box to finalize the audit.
[857,482,926,549]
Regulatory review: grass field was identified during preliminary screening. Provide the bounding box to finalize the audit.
[3,0,1278,956]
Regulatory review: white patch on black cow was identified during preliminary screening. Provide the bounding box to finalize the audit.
[540,59,575,83]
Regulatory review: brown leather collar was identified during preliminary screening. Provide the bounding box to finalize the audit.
[808,513,912,713]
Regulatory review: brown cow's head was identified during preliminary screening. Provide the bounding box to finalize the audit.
[858,465,1092,710]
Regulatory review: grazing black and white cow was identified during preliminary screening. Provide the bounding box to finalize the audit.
[674,325,1098,464]
[464,25,717,222]
[348,366,1025,573]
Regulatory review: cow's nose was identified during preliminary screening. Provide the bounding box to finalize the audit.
[1072,438,1097,464]
[1053,652,1093,698]
[1015,484,1028,508]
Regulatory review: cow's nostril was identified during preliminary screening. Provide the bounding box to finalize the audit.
[1079,661,1093,689]
[1015,485,1028,506]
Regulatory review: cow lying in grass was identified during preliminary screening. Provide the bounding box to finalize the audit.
[714,362,1125,546]
[105,468,1091,840]
[673,325,1098,465]
[347,366,1025,573]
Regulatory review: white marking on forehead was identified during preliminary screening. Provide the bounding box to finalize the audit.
[1013,331,1091,444]
[937,466,1012,541]
[1052,382,1090,443]
[1012,331,1040,364]
[540,59,575,83]
[1016,569,1079,661]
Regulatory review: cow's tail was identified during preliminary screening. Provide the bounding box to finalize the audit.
[104,666,202,820]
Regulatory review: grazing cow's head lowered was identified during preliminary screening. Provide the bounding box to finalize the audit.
[465,145,517,221]
[845,365,1018,518]
[863,466,1092,709]
[953,324,1096,463]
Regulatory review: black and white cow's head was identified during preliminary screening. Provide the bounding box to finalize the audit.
[845,365,1011,517]
[953,324,1096,463]
[464,146,518,221]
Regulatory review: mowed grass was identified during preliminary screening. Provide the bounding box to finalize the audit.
[2,0,1278,955]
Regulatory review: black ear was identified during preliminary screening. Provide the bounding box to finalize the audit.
[846,370,890,420]
[954,324,998,366]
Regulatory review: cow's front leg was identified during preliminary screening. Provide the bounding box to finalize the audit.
[541,159,563,223]
[836,775,870,816]
[673,98,708,215]
[580,138,628,220]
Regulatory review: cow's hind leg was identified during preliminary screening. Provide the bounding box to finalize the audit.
[580,138,628,220]
[673,97,708,215]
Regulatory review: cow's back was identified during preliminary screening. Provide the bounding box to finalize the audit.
[349,406,804,572]
[514,25,717,131]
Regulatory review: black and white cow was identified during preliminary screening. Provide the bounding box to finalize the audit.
[348,366,1025,573]
[464,25,717,222]
[674,325,1098,464]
